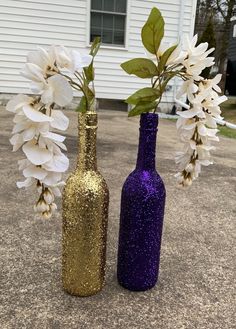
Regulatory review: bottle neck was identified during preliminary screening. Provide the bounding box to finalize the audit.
[77,112,97,171]
[136,113,158,170]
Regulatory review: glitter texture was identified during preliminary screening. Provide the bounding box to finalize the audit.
[117,113,166,291]
[62,111,109,296]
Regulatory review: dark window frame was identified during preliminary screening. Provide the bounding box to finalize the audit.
[90,0,127,47]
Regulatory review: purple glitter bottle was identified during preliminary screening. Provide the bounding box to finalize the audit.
[117,112,166,291]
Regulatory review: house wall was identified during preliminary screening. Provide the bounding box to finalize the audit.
[0,0,197,110]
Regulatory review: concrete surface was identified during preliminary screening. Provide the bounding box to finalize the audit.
[0,108,235,329]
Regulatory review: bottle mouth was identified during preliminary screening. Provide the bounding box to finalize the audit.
[140,112,158,130]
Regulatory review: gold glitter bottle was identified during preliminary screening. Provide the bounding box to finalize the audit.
[62,111,109,296]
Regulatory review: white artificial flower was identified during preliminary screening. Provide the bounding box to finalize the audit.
[6,44,96,218]
[183,34,214,61]
[177,106,204,119]
[7,94,53,129]
[42,171,63,186]
[53,46,72,69]
[198,74,222,93]
[176,79,198,102]
[21,63,45,83]
[147,41,187,67]
[38,134,67,154]
[21,47,73,106]
[22,139,53,165]
[22,104,53,123]
[16,177,34,188]
[27,46,57,73]
[6,94,33,113]
[50,110,69,131]
[40,74,73,106]
[54,45,92,72]
[177,77,226,122]
[183,57,214,81]
[175,71,226,186]
[72,50,93,71]
[42,131,65,143]
[12,121,49,144]
[175,149,192,171]
[202,94,227,120]
[13,122,48,143]
[8,97,54,149]
[176,117,197,131]
[197,122,218,138]
[10,133,25,152]
[42,153,69,173]
[19,132,69,174]
[182,35,215,80]
[165,45,187,66]
[23,164,48,180]
[205,113,218,128]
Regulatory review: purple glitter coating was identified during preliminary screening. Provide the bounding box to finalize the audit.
[117,112,166,291]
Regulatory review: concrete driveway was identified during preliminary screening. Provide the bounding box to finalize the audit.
[0,108,235,329]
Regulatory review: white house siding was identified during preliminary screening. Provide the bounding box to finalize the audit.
[0,0,197,109]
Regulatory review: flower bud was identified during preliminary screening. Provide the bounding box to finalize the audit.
[185,163,194,173]
[183,177,192,187]
[37,186,42,193]
[175,172,184,184]
[35,199,50,213]
[42,211,52,219]
[43,188,54,204]
[50,203,57,213]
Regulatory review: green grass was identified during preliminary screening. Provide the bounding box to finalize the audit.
[218,126,236,139]
[221,99,236,124]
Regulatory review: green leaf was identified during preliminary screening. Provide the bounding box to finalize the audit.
[83,37,101,83]
[158,44,178,73]
[141,7,165,54]
[83,64,94,83]
[126,87,160,105]
[128,101,157,117]
[76,96,87,113]
[121,58,158,78]
[90,37,101,57]
[160,72,178,93]
[86,86,95,101]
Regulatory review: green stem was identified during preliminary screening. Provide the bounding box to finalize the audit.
[74,71,84,85]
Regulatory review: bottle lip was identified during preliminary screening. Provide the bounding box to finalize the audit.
[140,112,158,130]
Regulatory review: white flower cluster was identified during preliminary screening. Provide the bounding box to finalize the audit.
[175,35,227,186]
[7,46,92,218]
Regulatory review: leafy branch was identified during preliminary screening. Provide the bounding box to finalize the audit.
[76,37,101,113]
[121,7,181,117]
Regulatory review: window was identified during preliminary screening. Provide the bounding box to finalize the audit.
[90,0,127,46]
[233,24,236,38]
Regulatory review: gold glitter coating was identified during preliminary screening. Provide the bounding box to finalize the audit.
[62,112,109,296]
